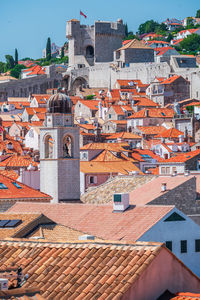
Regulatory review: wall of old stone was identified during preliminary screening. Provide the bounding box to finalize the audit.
[0,66,62,98]
[95,21,125,63]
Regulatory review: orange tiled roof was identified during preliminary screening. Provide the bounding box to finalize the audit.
[92,150,125,162]
[137,126,166,135]
[161,75,182,84]
[131,149,164,162]
[106,132,141,140]
[0,170,19,180]
[112,105,125,115]
[133,97,158,107]
[0,174,51,201]
[160,149,200,164]
[171,292,200,299]
[80,142,130,152]
[80,160,142,174]
[128,108,174,119]
[78,100,99,110]
[117,79,142,86]
[118,39,153,50]
[0,238,172,299]
[155,128,184,138]
[78,124,96,130]
[0,139,23,155]
[0,155,38,168]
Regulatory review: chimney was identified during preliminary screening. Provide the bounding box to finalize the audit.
[161,183,167,192]
[113,193,130,212]
[145,109,149,117]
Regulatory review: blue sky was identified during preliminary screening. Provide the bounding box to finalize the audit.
[0,0,199,61]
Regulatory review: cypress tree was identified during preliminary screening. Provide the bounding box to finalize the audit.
[125,23,128,37]
[46,37,51,61]
[61,47,64,58]
[15,49,18,65]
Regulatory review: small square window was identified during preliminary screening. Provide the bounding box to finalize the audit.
[166,241,172,251]
[181,240,187,253]
[195,239,200,252]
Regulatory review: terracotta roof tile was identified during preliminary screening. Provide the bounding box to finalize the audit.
[155,127,184,138]
[8,202,174,241]
[0,174,51,201]
[160,149,200,163]
[128,108,174,119]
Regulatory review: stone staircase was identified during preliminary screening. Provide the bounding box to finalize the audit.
[81,175,156,204]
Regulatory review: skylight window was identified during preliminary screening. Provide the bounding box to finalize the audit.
[12,182,22,189]
[161,112,165,116]
[0,183,8,189]
[0,219,22,228]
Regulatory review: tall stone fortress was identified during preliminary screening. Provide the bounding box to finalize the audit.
[66,18,125,67]
[64,18,200,99]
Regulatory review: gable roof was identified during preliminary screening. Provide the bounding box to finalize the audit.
[128,108,174,119]
[0,239,177,299]
[0,155,38,168]
[80,161,143,175]
[106,132,142,140]
[161,75,187,85]
[137,126,166,135]
[155,128,184,138]
[118,39,153,50]
[80,142,130,152]
[160,150,200,164]
[8,202,174,241]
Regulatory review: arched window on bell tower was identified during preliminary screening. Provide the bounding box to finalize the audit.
[63,135,73,158]
[44,135,54,158]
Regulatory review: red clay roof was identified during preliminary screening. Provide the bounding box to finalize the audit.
[128,108,174,119]
[155,128,184,138]
[0,155,38,168]
[0,174,51,201]
[172,292,200,299]
[0,239,171,300]
[106,132,141,140]
[133,97,158,107]
[137,126,166,135]
[160,150,200,163]
[8,202,174,241]
[78,100,99,110]
[161,75,183,85]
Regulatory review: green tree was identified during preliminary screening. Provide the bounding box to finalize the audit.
[46,37,51,61]
[196,9,200,18]
[138,20,161,35]
[166,33,173,42]
[10,64,26,79]
[180,34,200,52]
[14,48,18,65]
[61,47,64,59]
[125,23,128,37]
[0,62,5,73]
[5,55,15,70]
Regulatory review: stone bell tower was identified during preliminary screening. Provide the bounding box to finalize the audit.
[40,90,80,203]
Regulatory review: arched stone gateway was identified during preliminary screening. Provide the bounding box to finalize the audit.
[71,76,88,93]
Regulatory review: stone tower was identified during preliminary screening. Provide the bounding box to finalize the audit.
[40,90,80,203]
[66,18,125,68]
